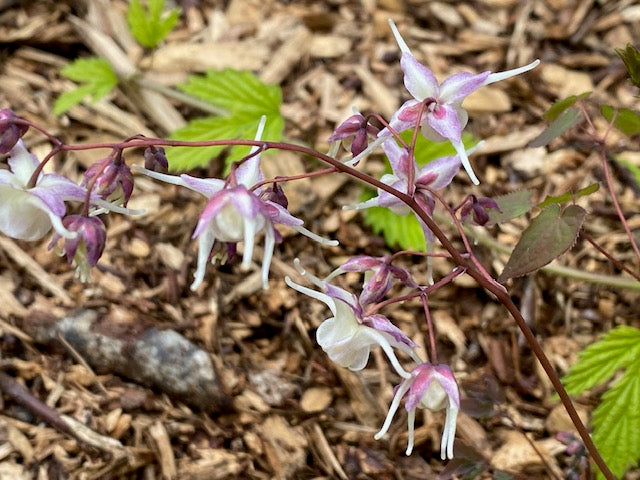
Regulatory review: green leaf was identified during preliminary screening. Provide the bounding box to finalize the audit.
[486,190,534,226]
[529,107,582,147]
[53,57,118,115]
[166,69,284,171]
[178,69,282,116]
[619,159,640,185]
[562,326,640,395]
[498,204,586,282]
[363,205,426,251]
[166,115,284,171]
[127,0,180,48]
[592,360,640,479]
[616,44,640,89]
[544,92,591,121]
[537,183,600,209]
[361,133,476,251]
[601,105,640,137]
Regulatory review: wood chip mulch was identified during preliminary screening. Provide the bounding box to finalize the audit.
[1,0,640,479]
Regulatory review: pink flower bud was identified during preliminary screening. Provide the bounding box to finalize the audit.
[143,146,168,172]
[83,156,134,206]
[328,113,380,157]
[0,109,28,154]
[460,196,500,226]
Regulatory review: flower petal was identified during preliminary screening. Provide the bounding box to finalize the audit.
[191,228,216,291]
[439,71,490,103]
[236,115,266,188]
[8,140,38,185]
[415,155,460,191]
[401,53,439,101]
[382,139,413,181]
[484,59,540,86]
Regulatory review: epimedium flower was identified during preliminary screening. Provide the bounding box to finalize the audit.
[375,362,460,458]
[326,255,417,306]
[49,215,106,282]
[285,259,420,378]
[378,19,540,185]
[347,138,461,219]
[134,117,337,291]
[0,140,87,241]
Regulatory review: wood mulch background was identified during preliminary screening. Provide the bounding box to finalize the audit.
[1,0,640,478]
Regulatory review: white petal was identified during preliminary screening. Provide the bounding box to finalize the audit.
[406,409,416,455]
[284,277,337,315]
[484,59,540,85]
[191,228,216,291]
[292,224,338,246]
[375,378,413,440]
[241,216,257,270]
[8,140,38,186]
[388,19,412,55]
[365,329,411,378]
[261,224,275,289]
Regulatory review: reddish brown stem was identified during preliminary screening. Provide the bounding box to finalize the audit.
[23,128,614,479]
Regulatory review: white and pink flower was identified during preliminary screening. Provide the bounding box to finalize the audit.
[135,117,336,290]
[0,140,87,241]
[375,362,460,458]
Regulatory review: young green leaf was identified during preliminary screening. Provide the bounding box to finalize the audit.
[486,190,534,226]
[528,107,582,148]
[127,0,180,49]
[166,69,284,171]
[601,105,640,137]
[561,326,640,479]
[615,44,640,89]
[544,92,591,121]
[53,57,118,115]
[562,326,640,395]
[401,131,477,166]
[592,360,640,479]
[537,183,599,209]
[498,204,586,282]
[363,204,426,251]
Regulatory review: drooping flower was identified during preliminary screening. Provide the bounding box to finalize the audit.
[83,154,134,206]
[375,362,460,458]
[327,255,417,305]
[0,140,87,241]
[348,139,461,218]
[134,117,337,290]
[380,19,539,185]
[49,215,106,282]
[328,113,380,157]
[285,259,420,378]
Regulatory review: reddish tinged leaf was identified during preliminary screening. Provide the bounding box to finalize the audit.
[498,204,586,282]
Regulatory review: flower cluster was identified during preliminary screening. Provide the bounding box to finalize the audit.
[135,117,337,290]
[288,256,461,458]
[0,16,541,464]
